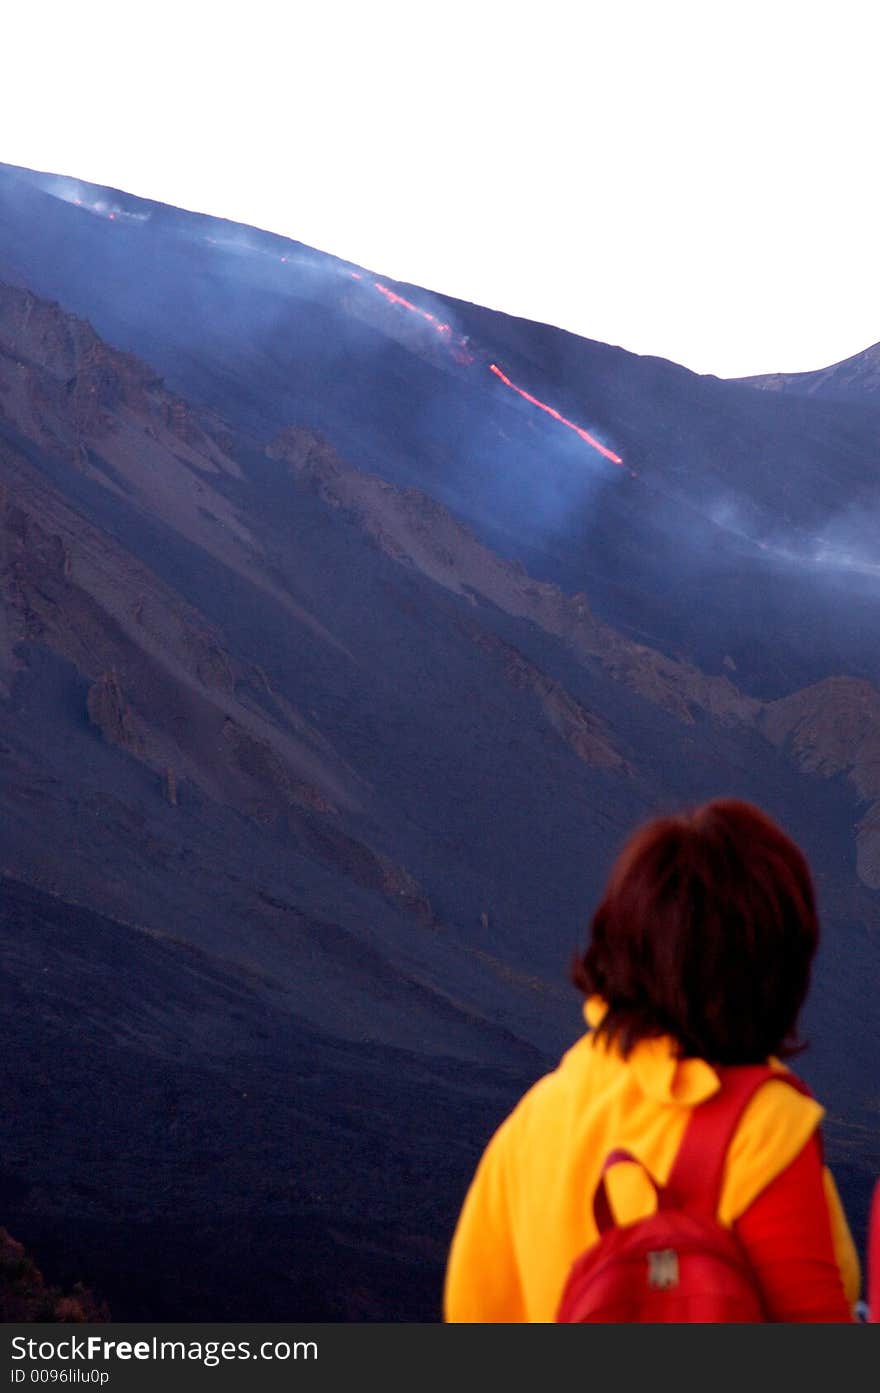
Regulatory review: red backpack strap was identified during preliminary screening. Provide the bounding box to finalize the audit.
[592,1149,661,1234]
[661,1065,814,1218]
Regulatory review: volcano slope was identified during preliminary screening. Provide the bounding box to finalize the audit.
[0,166,878,1320]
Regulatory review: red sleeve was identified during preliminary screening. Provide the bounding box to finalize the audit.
[734,1132,854,1323]
[869,1179,880,1323]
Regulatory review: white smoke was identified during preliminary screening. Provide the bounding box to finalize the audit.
[29,172,150,223]
[696,487,880,585]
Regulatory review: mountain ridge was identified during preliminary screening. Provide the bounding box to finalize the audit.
[735,341,880,401]
[0,166,877,1319]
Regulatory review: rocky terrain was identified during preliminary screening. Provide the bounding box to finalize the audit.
[0,162,877,1320]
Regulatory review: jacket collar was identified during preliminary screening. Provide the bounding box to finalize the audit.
[583,996,721,1105]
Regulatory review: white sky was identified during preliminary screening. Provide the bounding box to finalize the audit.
[3,1,878,377]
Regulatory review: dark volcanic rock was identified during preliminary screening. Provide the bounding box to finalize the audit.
[87,670,143,753]
[0,168,877,1318]
[762,677,880,889]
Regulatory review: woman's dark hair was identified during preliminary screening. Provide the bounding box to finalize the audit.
[572,798,819,1064]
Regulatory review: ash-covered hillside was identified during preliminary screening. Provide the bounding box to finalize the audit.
[0,163,877,1320]
[736,341,880,402]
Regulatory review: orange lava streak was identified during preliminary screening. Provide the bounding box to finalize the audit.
[374,282,450,333]
[489,364,623,466]
[374,283,420,311]
[352,278,616,459]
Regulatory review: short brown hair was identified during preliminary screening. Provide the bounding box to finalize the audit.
[572,799,819,1063]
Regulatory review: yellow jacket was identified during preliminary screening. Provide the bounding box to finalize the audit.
[444,997,860,1322]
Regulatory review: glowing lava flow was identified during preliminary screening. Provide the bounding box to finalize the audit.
[489,364,623,466]
[373,282,452,336]
[347,272,623,466]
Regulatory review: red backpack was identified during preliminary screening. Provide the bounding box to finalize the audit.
[556,1065,812,1323]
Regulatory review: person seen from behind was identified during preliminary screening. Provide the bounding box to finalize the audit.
[443,799,861,1321]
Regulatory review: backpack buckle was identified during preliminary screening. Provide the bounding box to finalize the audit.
[647,1249,679,1290]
